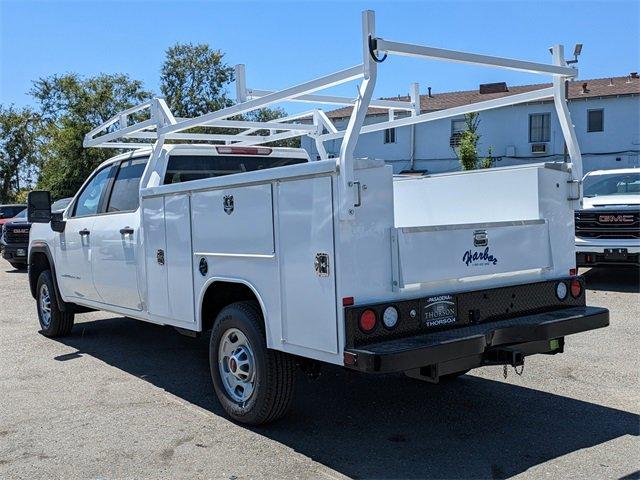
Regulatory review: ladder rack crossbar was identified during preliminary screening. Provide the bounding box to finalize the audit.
[83,8,582,212]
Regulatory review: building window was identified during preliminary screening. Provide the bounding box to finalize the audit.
[450,119,467,146]
[529,113,550,143]
[384,128,396,144]
[588,109,604,132]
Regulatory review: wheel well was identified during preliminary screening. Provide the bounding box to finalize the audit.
[29,252,51,299]
[201,281,263,332]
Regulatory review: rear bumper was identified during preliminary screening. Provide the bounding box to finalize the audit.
[344,306,609,373]
[576,250,640,267]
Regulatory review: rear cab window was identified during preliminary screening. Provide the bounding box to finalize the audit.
[163,153,308,185]
[106,157,147,212]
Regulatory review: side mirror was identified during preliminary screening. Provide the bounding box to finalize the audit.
[27,190,52,223]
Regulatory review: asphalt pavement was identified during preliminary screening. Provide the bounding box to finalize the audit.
[0,262,638,479]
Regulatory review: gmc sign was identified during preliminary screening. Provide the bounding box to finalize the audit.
[598,214,635,224]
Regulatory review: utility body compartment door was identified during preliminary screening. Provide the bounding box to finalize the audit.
[142,194,195,326]
[277,176,338,354]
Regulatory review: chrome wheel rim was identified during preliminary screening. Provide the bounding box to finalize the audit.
[40,284,52,328]
[218,328,256,404]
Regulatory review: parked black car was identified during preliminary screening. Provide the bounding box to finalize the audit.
[1,198,72,270]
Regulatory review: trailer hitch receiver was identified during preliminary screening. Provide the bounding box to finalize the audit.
[485,347,525,367]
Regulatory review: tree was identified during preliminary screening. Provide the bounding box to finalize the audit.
[245,107,301,148]
[31,73,152,198]
[160,43,300,148]
[0,106,41,202]
[160,43,235,118]
[456,112,480,171]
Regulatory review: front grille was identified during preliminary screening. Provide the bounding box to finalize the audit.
[575,209,640,239]
[4,226,31,244]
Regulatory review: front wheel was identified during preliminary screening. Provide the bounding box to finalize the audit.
[209,301,295,425]
[36,270,74,337]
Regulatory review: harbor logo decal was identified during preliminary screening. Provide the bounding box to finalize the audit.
[462,247,498,266]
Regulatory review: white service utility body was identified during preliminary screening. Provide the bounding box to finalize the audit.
[27,11,608,424]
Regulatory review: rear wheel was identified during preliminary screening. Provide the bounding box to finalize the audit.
[209,301,295,425]
[36,270,74,337]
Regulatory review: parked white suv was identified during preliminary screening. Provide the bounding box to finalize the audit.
[575,168,640,267]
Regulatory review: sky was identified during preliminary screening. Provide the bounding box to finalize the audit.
[1,0,639,114]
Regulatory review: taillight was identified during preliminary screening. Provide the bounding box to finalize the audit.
[570,278,582,298]
[382,306,399,329]
[359,309,377,333]
[215,146,272,155]
[569,268,578,276]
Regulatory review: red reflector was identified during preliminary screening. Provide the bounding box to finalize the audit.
[569,268,578,276]
[343,351,358,366]
[570,278,582,298]
[215,146,272,155]
[342,296,354,306]
[359,309,377,333]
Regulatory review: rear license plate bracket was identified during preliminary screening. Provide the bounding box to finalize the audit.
[421,294,458,328]
[604,248,628,260]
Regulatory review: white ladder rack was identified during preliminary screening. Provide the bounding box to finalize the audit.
[84,9,582,218]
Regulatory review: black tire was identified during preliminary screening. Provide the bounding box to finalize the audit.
[36,270,74,337]
[209,301,295,425]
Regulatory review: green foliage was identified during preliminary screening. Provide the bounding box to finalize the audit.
[244,108,301,148]
[0,105,41,202]
[481,147,494,169]
[160,43,299,147]
[31,73,152,199]
[160,43,235,118]
[457,112,480,171]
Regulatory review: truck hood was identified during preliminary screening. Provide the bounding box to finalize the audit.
[582,195,640,210]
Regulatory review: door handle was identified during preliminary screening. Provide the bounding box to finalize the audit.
[79,229,90,236]
[120,227,134,235]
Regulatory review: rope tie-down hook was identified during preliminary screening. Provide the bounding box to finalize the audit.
[368,36,388,63]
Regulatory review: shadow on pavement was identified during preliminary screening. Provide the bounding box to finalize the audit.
[54,317,639,479]
[582,266,639,293]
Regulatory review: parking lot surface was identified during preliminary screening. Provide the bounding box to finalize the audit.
[0,262,638,479]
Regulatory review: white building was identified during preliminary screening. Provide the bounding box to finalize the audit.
[301,74,640,174]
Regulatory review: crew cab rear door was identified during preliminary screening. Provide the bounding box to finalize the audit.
[91,157,146,311]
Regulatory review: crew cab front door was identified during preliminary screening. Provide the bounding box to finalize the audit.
[91,157,146,311]
[57,164,114,302]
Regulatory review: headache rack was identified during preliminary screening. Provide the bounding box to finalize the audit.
[84,9,584,218]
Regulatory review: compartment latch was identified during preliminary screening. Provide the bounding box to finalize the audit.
[473,229,488,247]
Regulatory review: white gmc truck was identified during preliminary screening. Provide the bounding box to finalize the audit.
[575,168,640,267]
[27,11,608,425]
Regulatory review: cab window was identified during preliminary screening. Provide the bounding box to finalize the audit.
[73,165,114,217]
[163,155,307,185]
[106,157,147,212]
